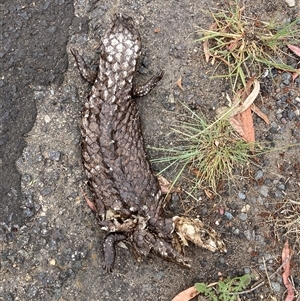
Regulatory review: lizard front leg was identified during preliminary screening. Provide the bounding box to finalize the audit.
[132,70,164,97]
[70,48,98,84]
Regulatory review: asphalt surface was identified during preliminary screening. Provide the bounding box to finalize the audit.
[0,0,75,226]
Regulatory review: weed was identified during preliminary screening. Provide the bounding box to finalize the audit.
[195,274,252,301]
[196,1,300,89]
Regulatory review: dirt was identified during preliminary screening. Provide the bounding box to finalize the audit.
[1,0,299,300]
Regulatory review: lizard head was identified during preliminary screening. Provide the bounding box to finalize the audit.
[172,216,227,253]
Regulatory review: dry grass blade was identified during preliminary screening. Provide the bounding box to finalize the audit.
[217,78,259,118]
[272,198,300,248]
[251,104,270,124]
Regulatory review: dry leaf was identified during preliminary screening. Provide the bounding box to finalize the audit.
[80,187,96,212]
[177,77,184,90]
[234,79,260,116]
[217,78,260,118]
[282,240,294,301]
[287,44,300,57]
[251,104,270,124]
[204,188,214,199]
[191,168,203,179]
[229,116,246,137]
[217,78,260,150]
[154,28,161,33]
[231,107,255,150]
[228,40,239,51]
[203,39,210,62]
[287,45,300,80]
[171,286,200,301]
[157,175,181,194]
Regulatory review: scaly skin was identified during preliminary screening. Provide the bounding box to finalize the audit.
[71,14,225,272]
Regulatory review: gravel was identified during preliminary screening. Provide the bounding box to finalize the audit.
[257,185,269,198]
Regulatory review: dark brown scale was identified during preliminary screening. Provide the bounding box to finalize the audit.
[71,14,226,272]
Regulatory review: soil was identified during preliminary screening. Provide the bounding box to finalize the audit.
[1,0,299,300]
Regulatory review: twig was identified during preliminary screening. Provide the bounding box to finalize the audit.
[263,257,272,291]
[288,199,300,205]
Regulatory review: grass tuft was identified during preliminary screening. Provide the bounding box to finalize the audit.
[152,104,253,193]
[196,1,300,89]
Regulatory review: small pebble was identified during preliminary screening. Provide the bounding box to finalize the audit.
[59,269,75,281]
[263,254,273,261]
[274,190,283,199]
[233,228,240,235]
[156,271,164,280]
[27,286,38,298]
[23,208,34,218]
[257,185,269,197]
[255,235,265,244]
[277,184,285,191]
[238,213,248,221]
[254,170,263,180]
[218,256,225,264]
[201,207,208,215]
[41,188,52,196]
[224,211,233,220]
[258,264,266,271]
[162,93,176,111]
[271,281,281,292]
[265,134,273,141]
[241,204,250,213]
[264,178,271,185]
[244,230,255,240]
[281,72,292,85]
[238,192,246,200]
[48,150,61,161]
[269,127,278,134]
[284,0,295,7]
[44,115,51,123]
